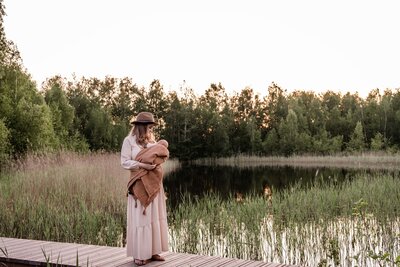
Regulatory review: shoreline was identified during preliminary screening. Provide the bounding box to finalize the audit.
[192,153,400,170]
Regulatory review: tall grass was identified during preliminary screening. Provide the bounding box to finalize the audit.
[0,152,180,246]
[169,173,400,266]
[193,152,400,170]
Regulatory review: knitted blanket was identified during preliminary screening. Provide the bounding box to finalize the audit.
[127,141,169,214]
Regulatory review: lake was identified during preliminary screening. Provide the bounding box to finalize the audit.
[163,163,395,207]
[164,163,400,266]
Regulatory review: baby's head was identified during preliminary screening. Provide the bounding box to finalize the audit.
[158,139,169,148]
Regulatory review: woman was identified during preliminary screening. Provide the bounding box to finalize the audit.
[120,111,169,266]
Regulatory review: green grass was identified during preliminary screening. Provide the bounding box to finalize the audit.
[169,172,400,266]
[0,152,179,246]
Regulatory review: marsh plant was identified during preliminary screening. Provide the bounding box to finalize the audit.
[193,153,400,170]
[0,152,180,246]
[169,173,400,266]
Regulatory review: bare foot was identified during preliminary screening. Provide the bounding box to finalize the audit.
[134,258,149,266]
[151,254,165,261]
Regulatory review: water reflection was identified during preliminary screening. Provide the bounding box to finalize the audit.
[164,164,392,208]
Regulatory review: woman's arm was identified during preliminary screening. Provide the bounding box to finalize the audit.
[120,138,140,170]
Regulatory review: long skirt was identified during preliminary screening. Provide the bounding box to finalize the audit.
[126,184,169,259]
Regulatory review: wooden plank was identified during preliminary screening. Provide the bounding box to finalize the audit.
[87,248,128,266]
[149,253,191,267]
[0,237,30,247]
[150,253,198,267]
[94,255,129,267]
[222,259,259,267]
[3,240,50,254]
[5,241,54,260]
[116,262,135,267]
[99,255,132,267]
[29,243,88,262]
[187,255,225,266]
[232,259,258,267]
[176,255,210,266]
[0,237,28,243]
[206,257,239,267]
[0,237,299,267]
[83,249,126,266]
[158,254,198,267]
[143,252,192,266]
[91,251,130,267]
[242,261,269,267]
[261,263,291,267]
[39,244,96,265]
[58,244,107,265]
[1,238,46,250]
[116,250,176,267]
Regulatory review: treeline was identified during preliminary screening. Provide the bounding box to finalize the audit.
[2,74,400,161]
[1,1,400,163]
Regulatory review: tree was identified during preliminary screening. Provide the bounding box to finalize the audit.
[278,109,299,155]
[0,1,58,156]
[380,90,391,143]
[0,119,10,162]
[322,91,344,138]
[341,92,363,144]
[228,87,264,154]
[370,132,384,151]
[390,89,400,146]
[11,95,56,153]
[200,83,229,113]
[111,77,137,123]
[246,117,263,154]
[43,76,75,147]
[163,83,199,159]
[363,88,383,143]
[289,90,324,136]
[347,121,365,152]
[85,107,113,150]
[231,87,260,122]
[263,82,288,132]
[146,80,169,136]
[312,129,343,154]
[262,128,279,155]
[1,68,58,155]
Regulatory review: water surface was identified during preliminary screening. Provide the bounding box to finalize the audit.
[164,164,393,207]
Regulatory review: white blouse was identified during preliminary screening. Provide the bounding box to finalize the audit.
[120,135,156,170]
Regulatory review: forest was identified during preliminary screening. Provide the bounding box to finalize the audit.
[1,1,400,164]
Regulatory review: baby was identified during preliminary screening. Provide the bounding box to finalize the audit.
[157,139,169,148]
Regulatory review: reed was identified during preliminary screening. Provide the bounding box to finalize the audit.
[0,152,180,246]
[193,152,400,170]
[169,173,400,266]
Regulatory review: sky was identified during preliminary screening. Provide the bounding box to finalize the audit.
[3,0,400,98]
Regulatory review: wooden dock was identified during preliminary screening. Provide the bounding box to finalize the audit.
[0,237,301,267]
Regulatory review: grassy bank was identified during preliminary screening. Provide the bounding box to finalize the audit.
[0,152,180,246]
[193,152,400,170]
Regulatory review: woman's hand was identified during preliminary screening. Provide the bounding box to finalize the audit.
[139,162,157,170]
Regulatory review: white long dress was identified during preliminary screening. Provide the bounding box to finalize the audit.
[121,135,169,260]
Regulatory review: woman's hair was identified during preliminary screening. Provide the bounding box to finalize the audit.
[130,124,155,147]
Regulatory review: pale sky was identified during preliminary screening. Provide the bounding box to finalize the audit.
[4,0,400,98]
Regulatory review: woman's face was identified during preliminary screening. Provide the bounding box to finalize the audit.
[134,124,153,137]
